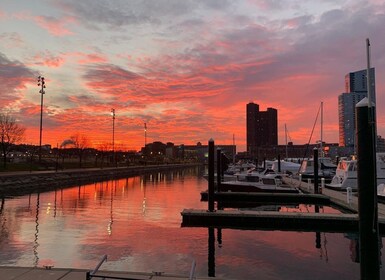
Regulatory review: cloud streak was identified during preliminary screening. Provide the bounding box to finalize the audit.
[1,0,385,151]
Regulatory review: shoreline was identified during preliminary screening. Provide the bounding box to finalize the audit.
[0,163,201,197]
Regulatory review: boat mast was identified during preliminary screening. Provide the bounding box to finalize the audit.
[285,124,288,159]
[232,133,235,164]
[320,101,323,157]
[366,38,376,151]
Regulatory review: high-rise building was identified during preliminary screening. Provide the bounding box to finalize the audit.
[338,68,375,147]
[246,102,278,156]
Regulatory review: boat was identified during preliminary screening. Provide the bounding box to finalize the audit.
[203,161,255,182]
[235,160,300,182]
[298,157,337,183]
[270,160,301,175]
[219,177,300,193]
[326,153,385,191]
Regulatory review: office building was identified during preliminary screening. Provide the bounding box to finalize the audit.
[338,68,375,147]
[246,102,277,156]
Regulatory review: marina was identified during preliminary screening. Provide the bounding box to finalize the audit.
[1,166,383,279]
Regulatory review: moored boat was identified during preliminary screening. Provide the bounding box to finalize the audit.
[299,157,336,183]
[219,178,300,193]
[326,153,385,191]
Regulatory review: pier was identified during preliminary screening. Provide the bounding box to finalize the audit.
[182,176,385,233]
[0,266,218,280]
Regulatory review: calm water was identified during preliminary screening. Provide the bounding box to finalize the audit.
[0,166,384,280]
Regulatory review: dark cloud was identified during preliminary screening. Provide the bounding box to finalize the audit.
[54,0,234,29]
[0,52,37,106]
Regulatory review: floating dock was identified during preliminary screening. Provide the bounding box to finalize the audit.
[0,266,219,280]
[182,176,385,234]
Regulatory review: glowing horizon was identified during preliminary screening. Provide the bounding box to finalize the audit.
[1,1,385,152]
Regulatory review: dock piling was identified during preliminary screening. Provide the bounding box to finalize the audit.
[313,148,319,194]
[217,149,222,191]
[208,139,215,212]
[356,95,380,279]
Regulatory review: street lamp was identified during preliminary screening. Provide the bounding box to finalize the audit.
[37,76,46,163]
[144,122,147,147]
[111,108,115,166]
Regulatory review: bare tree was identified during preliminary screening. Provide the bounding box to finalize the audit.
[70,133,90,168]
[0,113,26,168]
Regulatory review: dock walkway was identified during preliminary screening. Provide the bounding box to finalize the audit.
[0,266,220,280]
[181,176,385,233]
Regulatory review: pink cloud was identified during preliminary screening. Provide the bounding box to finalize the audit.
[28,51,66,68]
[0,9,6,19]
[34,15,76,36]
[77,53,108,64]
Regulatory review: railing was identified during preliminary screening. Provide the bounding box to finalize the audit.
[86,255,197,280]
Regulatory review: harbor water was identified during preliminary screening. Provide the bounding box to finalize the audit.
[0,166,384,279]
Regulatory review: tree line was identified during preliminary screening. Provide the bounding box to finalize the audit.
[0,113,127,169]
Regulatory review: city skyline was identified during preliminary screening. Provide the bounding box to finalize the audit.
[1,1,385,152]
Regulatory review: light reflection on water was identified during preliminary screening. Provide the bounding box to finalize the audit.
[0,166,384,279]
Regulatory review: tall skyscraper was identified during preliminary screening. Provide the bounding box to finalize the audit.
[246,102,278,156]
[338,68,375,147]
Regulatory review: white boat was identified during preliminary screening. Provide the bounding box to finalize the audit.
[326,153,385,191]
[270,160,301,175]
[235,167,282,182]
[225,162,256,175]
[235,160,300,182]
[203,161,255,182]
[220,177,299,193]
[299,157,337,182]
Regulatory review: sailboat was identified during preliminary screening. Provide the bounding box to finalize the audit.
[298,102,337,182]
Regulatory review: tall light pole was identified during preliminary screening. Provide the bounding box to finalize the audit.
[37,76,46,163]
[144,123,147,147]
[111,108,115,166]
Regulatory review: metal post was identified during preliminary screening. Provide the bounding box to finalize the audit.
[347,187,352,204]
[278,154,281,173]
[144,123,147,146]
[313,148,319,194]
[37,76,46,163]
[208,139,215,212]
[356,97,380,280]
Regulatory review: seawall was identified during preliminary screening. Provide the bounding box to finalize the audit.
[0,163,201,197]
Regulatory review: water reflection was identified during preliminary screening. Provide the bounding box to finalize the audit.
[0,167,383,279]
[33,193,40,267]
[208,227,215,277]
[107,183,114,236]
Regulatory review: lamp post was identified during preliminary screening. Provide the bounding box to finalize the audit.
[144,123,147,147]
[37,76,46,163]
[111,108,115,166]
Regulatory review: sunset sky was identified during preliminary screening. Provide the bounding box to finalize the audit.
[1,0,385,152]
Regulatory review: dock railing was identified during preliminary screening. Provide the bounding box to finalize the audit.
[86,255,197,280]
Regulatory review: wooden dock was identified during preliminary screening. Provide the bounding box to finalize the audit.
[182,177,385,234]
[0,266,221,280]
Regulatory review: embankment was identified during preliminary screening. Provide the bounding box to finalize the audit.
[0,163,200,197]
